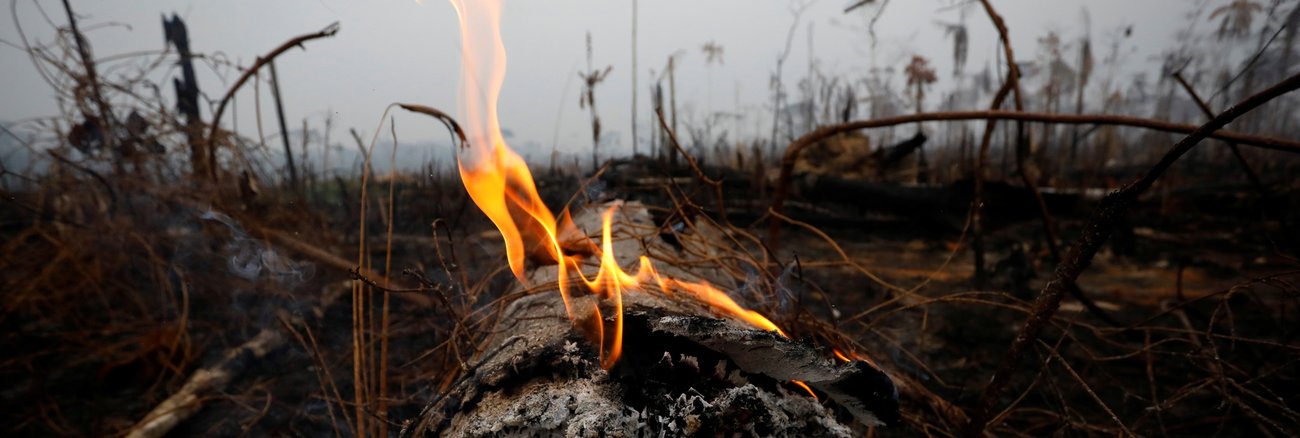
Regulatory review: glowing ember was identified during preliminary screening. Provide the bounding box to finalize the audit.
[447,0,786,370]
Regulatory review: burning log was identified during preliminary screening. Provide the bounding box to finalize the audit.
[413,3,895,435]
[402,202,898,437]
[646,315,898,426]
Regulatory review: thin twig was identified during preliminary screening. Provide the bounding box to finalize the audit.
[45,150,117,210]
[1209,22,1289,103]
[766,208,910,299]
[1040,341,1137,437]
[377,115,399,438]
[654,106,728,225]
[277,314,352,437]
[970,76,1015,287]
[397,103,468,148]
[253,227,429,305]
[1172,72,1268,195]
[59,0,117,159]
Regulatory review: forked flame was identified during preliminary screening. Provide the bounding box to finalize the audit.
[447,0,786,370]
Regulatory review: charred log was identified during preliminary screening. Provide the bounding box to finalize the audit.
[401,291,897,437]
[644,312,899,427]
[402,202,898,437]
[873,131,928,173]
[794,176,1087,231]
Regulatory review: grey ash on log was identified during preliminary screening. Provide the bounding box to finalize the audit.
[402,293,898,437]
[401,202,898,437]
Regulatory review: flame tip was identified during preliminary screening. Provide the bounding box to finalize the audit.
[451,0,788,371]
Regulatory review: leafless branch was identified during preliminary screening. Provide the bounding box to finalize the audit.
[964,70,1300,437]
[206,22,340,182]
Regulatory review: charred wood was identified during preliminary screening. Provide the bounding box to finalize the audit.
[402,202,899,436]
[125,329,283,438]
[163,14,204,177]
[794,176,1086,232]
[402,292,896,437]
[873,131,928,174]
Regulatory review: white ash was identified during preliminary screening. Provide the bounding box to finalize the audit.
[677,354,700,373]
[445,378,851,437]
[413,293,860,437]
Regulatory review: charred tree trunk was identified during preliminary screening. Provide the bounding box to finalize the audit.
[163,14,204,178]
[269,61,298,189]
[402,202,897,437]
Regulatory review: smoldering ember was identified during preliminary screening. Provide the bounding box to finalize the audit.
[2,0,1299,437]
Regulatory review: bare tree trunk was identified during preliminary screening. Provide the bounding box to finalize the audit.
[668,57,679,167]
[270,61,298,189]
[630,0,639,157]
[163,14,204,179]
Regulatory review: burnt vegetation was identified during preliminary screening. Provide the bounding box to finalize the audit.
[2,0,1300,437]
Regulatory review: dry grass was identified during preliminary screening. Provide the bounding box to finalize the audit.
[3,2,1299,437]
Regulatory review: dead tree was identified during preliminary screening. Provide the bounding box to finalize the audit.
[579,33,612,174]
[163,14,204,178]
[268,61,298,189]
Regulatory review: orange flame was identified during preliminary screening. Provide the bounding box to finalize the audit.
[833,347,879,368]
[567,206,789,368]
[447,0,786,370]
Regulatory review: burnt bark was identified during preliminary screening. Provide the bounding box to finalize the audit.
[163,14,204,178]
[402,202,898,437]
[402,292,870,437]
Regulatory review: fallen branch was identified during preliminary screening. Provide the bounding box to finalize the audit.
[125,273,351,438]
[765,108,1300,248]
[963,70,1300,437]
[151,189,434,308]
[1172,72,1268,196]
[124,329,283,438]
[205,22,340,182]
[259,226,433,307]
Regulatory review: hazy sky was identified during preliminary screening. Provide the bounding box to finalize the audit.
[1,0,1211,162]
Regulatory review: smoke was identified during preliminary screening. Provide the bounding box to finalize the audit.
[199,210,314,287]
[733,264,770,310]
[584,178,611,202]
[773,261,804,313]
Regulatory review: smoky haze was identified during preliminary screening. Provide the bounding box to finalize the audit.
[0,0,1253,167]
